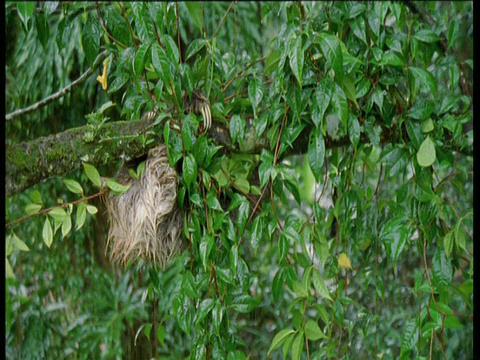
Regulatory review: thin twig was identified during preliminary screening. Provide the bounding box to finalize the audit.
[221,55,268,92]
[213,1,236,39]
[6,187,109,229]
[6,51,108,121]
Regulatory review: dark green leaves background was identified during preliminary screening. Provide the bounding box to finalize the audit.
[5,2,472,359]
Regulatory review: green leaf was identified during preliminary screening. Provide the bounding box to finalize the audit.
[17,2,35,30]
[292,280,308,298]
[86,205,98,215]
[432,248,452,291]
[265,49,281,75]
[134,43,150,76]
[43,217,53,248]
[12,233,30,252]
[192,135,207,166]
[234,177,250,193]
[348,3,366,18]
[25,203,42,215]
[199,235,214,271]
[421,118,434,133]
[230,295,259,313]
[408,98,435,120]
[185,39,207,61]
[312,77,332,128]
[206,191,222,211]
[267,328,295,355]
[196,298,215,325]
[332,83,349,129]
[236,198,250,235]
[454,220,466,253]
[48,207,67,222]
[312,269,333,301]
[386,228,408,268]
[250,216,263,255]
[181,271,199,299]
[291,331,304,360]
[76,203,87,230]
[211,302,224,335]
[258,150,274,187]
[305,319,326,340]
[63,179,84,195]
[351,16,367,44]
[405,120,423,150]
[35,13,50,50]
[183,154,198,188]
[6,259,15,278]
[82,162,102,188]
[400,319,419,354]
[248,78,264,114]
[416,136,436,167]
[82,15,101,68]
[408,67,437,97]
[6,234,13,256]
[356,76,371,99]
[161,34,180,64]
[318,33,343,82]
[348,115,361,148]
[443,230,454,258]
[308,130,325,182]
[106,178,131,194]
[61,215,72,238]
[413,29,441,43]
[342,75,358,107]
[131,3,155,43]
[151,44,171,83]
[29,189,43,205]
[447,19,460,51]
[104,7,132,46]
[181,117,195,152]
[380,51,405,67]
[229,114,245,146]
[185,2,204,32]
[149,324,161,347]
[289,36,304,87]
[282,332,296,359]
[445,314,464,329]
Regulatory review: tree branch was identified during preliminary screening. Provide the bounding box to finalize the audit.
[5,51,109,121]
[6,117,159,197]
[5,111,472,198]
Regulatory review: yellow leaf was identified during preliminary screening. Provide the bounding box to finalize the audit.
[338,252,352,270]
[96,60,109,90]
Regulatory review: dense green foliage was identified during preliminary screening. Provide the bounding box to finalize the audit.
[5,2,473,359]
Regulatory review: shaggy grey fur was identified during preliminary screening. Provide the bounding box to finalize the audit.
[105,145,185,267]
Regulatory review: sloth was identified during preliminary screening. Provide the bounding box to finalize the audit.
[182,89,211,131]
[104,145,185,268]
[104,90,211,267]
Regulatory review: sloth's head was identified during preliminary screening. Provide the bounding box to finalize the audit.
[104,145,185,268]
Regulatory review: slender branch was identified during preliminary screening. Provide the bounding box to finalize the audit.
[6,51,108,121]
[6,188,109,229]
[95,1,128,49]
[221,55,268,93]
[213,1,236,39]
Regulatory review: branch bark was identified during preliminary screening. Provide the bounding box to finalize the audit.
[5,111,472,198]
[6,117,158,197]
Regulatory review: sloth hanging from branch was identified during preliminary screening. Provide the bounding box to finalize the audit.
[104,89,211,268]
